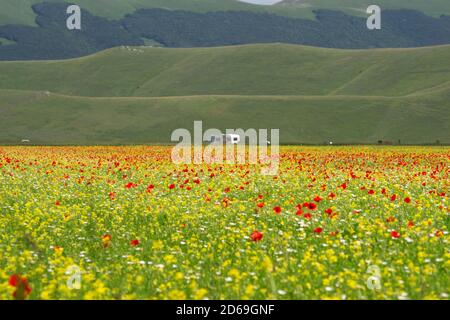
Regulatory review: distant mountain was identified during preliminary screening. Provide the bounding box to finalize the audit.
[0,44,449,144]
[2,0,450,26]
[1,2,450,60]
[278,0,450,18]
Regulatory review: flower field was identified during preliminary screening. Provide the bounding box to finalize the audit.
[0,146,448,300]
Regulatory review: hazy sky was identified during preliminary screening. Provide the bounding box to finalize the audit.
[238,0,283,5]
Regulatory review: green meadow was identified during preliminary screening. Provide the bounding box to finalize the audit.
[0,44,449,145]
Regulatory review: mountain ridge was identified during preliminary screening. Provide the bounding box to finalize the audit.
[2,0,450,26]
[1,3,450,60]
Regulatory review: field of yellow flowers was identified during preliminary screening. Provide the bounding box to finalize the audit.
[0,146,448,300]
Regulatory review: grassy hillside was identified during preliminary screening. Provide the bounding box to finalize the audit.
[1,44,449,97]
[0,44,449,145]
[2,0,450,27]
[0,87,448,145]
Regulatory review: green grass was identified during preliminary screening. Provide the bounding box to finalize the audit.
[0,43,449,145]
[0,87,448,145]
[2,0,450,26]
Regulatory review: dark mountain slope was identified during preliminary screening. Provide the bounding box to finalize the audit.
[1,3,450,60]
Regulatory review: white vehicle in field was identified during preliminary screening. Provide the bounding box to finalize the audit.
[210,134,241,145]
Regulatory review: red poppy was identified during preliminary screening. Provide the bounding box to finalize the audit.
[168,183,175,189]
[325,208,333,215]
[296,208,303,216]
[147,184,155,192]
[130,239,140,246]
[125,182,137,189]
[109,191,116,200]
[256,202,264,209]
[340,183,347,190]
[304,213,312,219]
[250,231,263,242]
[368,189,375,195]
[273,206,282,214]
[328,192,336,199]
[314,227,323,234]
[404,197,411,204]
[391,231,400,238]
[307,203,317,210]
[390,194,397,201]
[313,196,322,202]
[8,274,32,300]
[55,201,61,206]
[9,274,20,287]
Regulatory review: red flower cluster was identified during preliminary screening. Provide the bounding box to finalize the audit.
[9,274,32,299]
[302,202,317,210]
[125,182,137,189]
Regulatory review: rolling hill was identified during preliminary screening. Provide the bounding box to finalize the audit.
[0,44,449,145]
[1,44,450,97]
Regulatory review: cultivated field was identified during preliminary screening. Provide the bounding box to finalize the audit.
[0,146,448,299]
